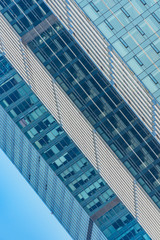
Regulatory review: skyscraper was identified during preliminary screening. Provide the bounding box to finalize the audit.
[0,53,150,240]
[0,0,159,239]
[44,0,160,141]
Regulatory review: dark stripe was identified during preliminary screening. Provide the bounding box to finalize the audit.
[22,14,57,45]
[87,218,93,240]
[91,197,120,221]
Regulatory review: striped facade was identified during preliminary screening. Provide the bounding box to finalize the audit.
[43,0,160,143]
[0,54,150,239]
[0,0,159,239]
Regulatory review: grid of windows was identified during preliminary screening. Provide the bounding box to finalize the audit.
[79,186,114,211]
[59,157,88,181]
[75,0,160,101]
[50,146,81,169]
[25,115,55,139]
[7,94,39,118]
[1,0,50,35]
[68,168,97,192]
[33,127,65,150]
[24,19,160,206]
[0,54,12,77]
[85,188,114,214]
[17,105,47,128]
[1,0,159,208]
[0,53,150,240]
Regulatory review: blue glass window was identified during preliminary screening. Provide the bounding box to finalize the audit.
[140,0,146,5]
[149,74,158,84]
[135,25,145,36]
[152,12,160,23]
[119,37,128,48]
[104,19,114,30]
[134,56,143,66]
[121,7,130,18]
[90,2,99,12]
[150,43,160,54]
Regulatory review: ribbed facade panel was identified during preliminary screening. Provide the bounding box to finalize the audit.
[0,8,159,240]
[91,223,107,240]
[45,0,69,29]
[95,132,135,217]
[55,84,97,170]
[0,105,107,240]
[111,50,154,131]
[43,0,160,142]
[68,10,110,66]
[44,0,111,78]
[137,188,160,239]
[0,13,28,84]
[24,48,59,122]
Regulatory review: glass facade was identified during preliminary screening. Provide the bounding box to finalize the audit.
[74,0,160,102]
[0,52,150,239]
[1,0,159,208]
[0,0,159,239]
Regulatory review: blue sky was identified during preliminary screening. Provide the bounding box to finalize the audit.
[0,149,72,240]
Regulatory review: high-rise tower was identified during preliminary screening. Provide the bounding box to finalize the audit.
[0,0,159,239]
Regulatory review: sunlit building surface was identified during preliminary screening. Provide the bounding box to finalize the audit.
[0,0,159,239]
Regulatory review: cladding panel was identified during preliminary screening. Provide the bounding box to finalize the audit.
[0,105,98,240]
[0,11,159,240]
[43,0,160,142]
